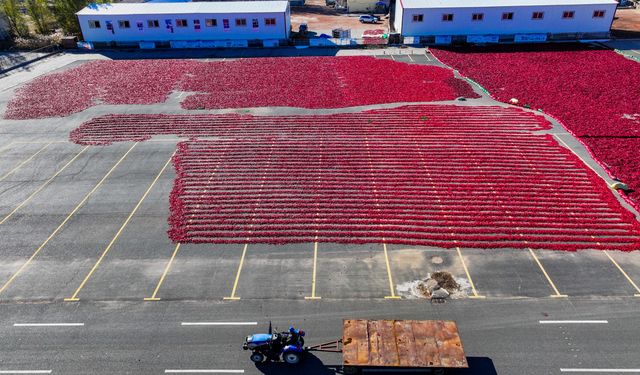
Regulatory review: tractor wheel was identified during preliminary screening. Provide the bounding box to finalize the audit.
[250,352,264,363]
[283,351,302,364]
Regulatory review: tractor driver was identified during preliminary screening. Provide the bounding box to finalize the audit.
[288,326,305,346]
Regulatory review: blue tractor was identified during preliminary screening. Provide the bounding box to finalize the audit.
[243,325,306,364]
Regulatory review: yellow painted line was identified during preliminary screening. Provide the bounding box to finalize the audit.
[0,142,15,156]
[603,250,640,297]
[0,146,89,225]
[383,243,400,299]
[224,243,248,300]
[65,152,175,302]
[0,143,138,296]
[144,243,181,301]
[144,150,227,302]
[528,248,568,298]
[456,247,486,299]
[305,242,321,300]
[0,142,52,182]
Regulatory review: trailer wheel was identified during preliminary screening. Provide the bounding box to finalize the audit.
[434,369,446,375]
[250,352,264,363]
[343,366,359,375]
[283,351,301,364]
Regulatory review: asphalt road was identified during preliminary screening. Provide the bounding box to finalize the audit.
[1,298,639,374]
[0,50,639,374]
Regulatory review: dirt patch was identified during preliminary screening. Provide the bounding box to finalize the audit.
[397,272,470,300]
[291,0,389,36]
[612,8,640,38]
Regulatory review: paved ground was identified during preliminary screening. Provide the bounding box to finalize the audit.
[605,38,640,61]
[0,50,639,374]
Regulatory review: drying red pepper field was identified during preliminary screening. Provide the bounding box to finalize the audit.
[4,56,477,119]
[7,52,637,252]
[71,105,640,251]
[431,45,640,211]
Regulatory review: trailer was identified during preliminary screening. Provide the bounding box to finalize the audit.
[307,319,468,374]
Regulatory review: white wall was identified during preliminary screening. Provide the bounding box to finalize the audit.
[400,4,617,36]
[394,0,404,33]
[78,11,288,43]
[284,4,291,38]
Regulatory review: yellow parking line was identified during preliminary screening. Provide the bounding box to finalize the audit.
[224,243,248,300]
[456,247,486,299]
[0,146,89,225]
[0,142,52,182]
[0,142,15,156]
[528,248,568,298]
[383,243,400,299]
[143,149,229,302]
[144,243,181,301]
[603,250,640,297]
[0,143,138,296]
[65,152,174,302]
[305,242,321,300]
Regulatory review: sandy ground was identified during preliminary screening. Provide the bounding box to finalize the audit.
[291,0,390,37]
[612,8,640,38]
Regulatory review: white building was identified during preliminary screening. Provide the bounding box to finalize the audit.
[394,0,618,43]
[77,1,291,47]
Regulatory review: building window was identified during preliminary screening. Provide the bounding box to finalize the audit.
[206,18,217,27]
[593,10,605,18]
[472,13,483,21]
[265,18,276,26]
[176,19,188,27]
[532,12,544,20]
[412,14,424,22]
[223,19,230,29]
[88,20,101,29]
[562,11,574,19]
[252,18,259,28]
[118,20,130,28]
[236,18,247,26]
[442,13,453,22]
[147,20,159,28]
[501,12,513,20]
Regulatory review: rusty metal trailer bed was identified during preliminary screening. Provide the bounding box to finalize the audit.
[307,319,468,374]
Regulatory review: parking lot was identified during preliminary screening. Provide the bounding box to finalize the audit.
[0,139,639,304]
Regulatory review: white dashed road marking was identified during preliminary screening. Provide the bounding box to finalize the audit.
[539,320,608,324]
